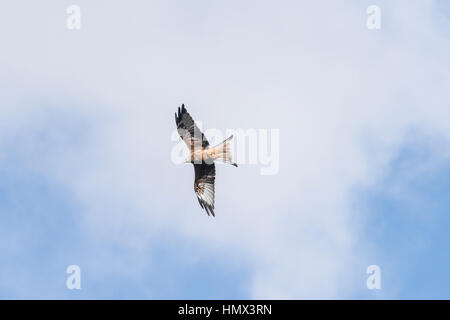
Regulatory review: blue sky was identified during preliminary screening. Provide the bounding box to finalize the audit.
[356,135,450,299]
[0,1,450,299]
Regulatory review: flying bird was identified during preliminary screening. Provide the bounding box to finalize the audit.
[175,104,237,217]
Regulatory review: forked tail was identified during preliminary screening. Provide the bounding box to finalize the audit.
[213,135,238,167]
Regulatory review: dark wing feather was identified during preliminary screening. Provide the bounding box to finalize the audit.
[194,163,216,217]
[175,104,209,150]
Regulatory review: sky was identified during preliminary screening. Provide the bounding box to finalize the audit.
[0,0,450,299]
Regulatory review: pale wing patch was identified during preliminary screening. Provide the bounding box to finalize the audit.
[194,163,216,216]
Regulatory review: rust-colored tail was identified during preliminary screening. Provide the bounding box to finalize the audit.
[213,135,238,167]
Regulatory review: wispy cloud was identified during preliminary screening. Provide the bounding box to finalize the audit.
[0,0,450,298]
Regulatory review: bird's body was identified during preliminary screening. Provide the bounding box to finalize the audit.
[187,139,235,164]
[190,148,214,163]
[175,104,237,217]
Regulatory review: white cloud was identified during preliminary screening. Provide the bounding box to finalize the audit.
[1,0,450,298]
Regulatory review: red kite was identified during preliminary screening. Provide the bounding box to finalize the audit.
[175,104,237,217]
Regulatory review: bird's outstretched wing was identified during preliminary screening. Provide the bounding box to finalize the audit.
[175,104,209,150]
[194,163,216,216]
